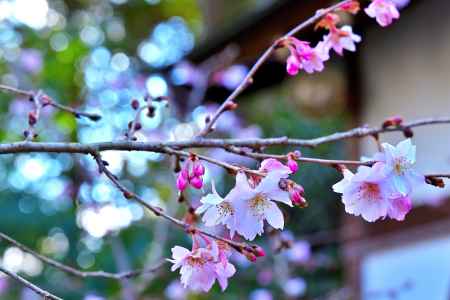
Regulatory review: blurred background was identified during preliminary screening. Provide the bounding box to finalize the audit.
[0,0,449,299]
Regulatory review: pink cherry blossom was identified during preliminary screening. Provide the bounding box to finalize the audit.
[169,240,236,292]
[169,245,218,292]
[196,182,238,237]
[365,0,400,27]
[284,38,327,76]
[228,171,292,240]
[387,193,412,221]
[323,25,361,56]
[333,164,412,222]
[380,139,425,195]
[259,158,292,175]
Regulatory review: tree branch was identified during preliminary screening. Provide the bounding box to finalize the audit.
[196,0,351,137]
[0,232,166,280]
[0,117,446,154]
[0,84,101,121]
[0,266,63,300]
[91,152,261,255]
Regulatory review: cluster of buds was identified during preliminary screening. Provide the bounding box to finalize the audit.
[176,155,206,191]
[239,245,266,262]
[279,178,308,208]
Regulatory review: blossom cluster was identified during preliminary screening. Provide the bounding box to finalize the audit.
[169,237,236,292]
[333,139,424,222]
[284,0,401,76]
[169,157,304,292]
[168,0,410,293]
[196,157,302,241]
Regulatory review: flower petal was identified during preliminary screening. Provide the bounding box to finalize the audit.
[264,201,284,229]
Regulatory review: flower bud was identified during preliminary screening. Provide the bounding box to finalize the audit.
[131,99,140,110]
[224,101,238,111]
[243,251,257,262]
[180,168,189,179]
[291,189,307,208]
[176,174,188,191]
[193,163,205,177]
[287,158,299,173]
[253,246,266,257]
[28,112,37,126]
[403,127,414,138]
[190,176,203,189]
[382,115,403,129]
[134,122,142,131]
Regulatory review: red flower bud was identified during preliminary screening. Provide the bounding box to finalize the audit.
[253,246,266,257]
[28,112,37,126]
[131,99,140,110]
[382,115,403,129]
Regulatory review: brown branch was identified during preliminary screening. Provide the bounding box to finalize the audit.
[0,117,446,155]
[0,266,63,300]
[91,152,260,255]
[0,84,101,121]
[0,232,165,280]
[0,117,447,172]
[196,0,351,137]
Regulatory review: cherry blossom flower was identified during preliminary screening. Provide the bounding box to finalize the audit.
[259,158,292,175]
[214,258,236,291]
[196,182,238,237]
[365,0,400,27]
[380,139,425,195]
[284,38,327,76]
[322,25,362,56]
[333,164,412,222]
[169,245,218,292]
[229,171,292,240]
[169,240,236,292]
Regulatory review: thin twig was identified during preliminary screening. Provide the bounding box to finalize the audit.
[196,0,351,137]
[223,145,371,167]
[0,232,165,280]
[91,152,259,254]
[0,84,101,121]
[0,266,63,300]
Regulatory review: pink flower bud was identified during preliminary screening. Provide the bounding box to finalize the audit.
[287,158,299,173]
[286,55,301,76]
[291,188,307,207]
[244,251,257,262]
[176,174,188,191]
[193,163,205,177]
[290,190,302,205]
[180,167,189,179]
[253,246,266,257]
[190,176,203,189]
